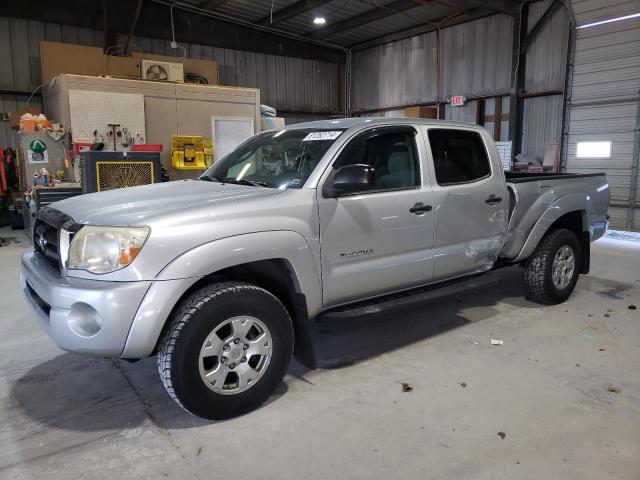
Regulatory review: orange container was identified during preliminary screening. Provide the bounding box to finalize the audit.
[20,119,37,132]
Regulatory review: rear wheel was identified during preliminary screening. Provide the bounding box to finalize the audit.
[524,228,581,305]
[157,282,294,419]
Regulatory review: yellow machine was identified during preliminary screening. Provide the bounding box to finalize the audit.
[171,135,214,170]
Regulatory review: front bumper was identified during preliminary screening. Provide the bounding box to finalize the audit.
[21,250,151,356]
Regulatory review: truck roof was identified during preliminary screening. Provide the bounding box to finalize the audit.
[285,117,486,131]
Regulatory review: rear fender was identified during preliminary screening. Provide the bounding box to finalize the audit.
[513,194,590,263]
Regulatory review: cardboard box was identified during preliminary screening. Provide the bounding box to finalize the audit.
[40,41,219,86]
[261,117,286,130]
[404,106,437,119]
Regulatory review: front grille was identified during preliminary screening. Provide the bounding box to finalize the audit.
[32,207,78,274]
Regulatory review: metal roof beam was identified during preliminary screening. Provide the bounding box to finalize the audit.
[197,0,233,10]
[520,0,562,52]
[257,0,334,26]
[308,0,427,40]
[442,0,519,15]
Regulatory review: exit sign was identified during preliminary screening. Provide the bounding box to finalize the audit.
[450,95,466,106]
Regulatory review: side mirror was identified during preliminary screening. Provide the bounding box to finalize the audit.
[325,164,375,197]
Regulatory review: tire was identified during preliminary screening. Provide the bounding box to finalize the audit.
[524,228,581,305]
[157,281,294,420]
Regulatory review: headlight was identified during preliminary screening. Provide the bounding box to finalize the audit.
[68,226,150,274]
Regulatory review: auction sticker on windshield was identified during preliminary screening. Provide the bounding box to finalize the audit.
[303,131,343,141]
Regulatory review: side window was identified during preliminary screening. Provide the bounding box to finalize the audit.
[334,129,420,191]
[428,129,491,185]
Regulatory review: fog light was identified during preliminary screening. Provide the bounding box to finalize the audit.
[67,303,102,337]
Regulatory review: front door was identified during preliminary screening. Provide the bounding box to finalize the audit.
[421,127,509,280]
[317,126,436,308]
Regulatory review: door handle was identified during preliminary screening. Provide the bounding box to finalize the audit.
[485,194,503,205]
[409,202,433,214]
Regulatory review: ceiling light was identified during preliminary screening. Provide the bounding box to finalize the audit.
[577,12,640,29]
[313,16,326,25]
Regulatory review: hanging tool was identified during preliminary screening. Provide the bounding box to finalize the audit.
[107,123,120,151]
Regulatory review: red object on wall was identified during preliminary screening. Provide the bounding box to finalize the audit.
[131,144,163,152]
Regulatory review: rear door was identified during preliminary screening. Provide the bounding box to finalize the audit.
[317,125,436,307]
[422,127,508,279]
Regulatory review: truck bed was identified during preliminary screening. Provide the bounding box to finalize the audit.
[500,171,609,261]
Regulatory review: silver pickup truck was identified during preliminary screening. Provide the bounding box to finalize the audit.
[21,118,609,419]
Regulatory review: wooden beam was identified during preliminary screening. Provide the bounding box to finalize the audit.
[493,96,503,141]
[520,0,561,52]
[308,0,426,40]
[257,0,334,26]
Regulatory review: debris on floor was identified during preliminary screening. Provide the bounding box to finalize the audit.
[599,348,606,351]
[604,313,610,318]
[497,431,506,440]
[607,386,622,394]
[576,363,582,367]
[629,305,637,310]
[400,382,413,392]
[490,339,504,346]
[459,382,467,388]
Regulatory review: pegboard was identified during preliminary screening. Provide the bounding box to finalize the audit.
[69,90,146,149]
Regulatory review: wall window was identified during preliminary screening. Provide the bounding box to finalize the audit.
[334,128,419,191]
[428,129,491,185]
[576,141,611,158]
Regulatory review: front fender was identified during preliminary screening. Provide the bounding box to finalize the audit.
[513,194,591,262]
[121,231,322,358]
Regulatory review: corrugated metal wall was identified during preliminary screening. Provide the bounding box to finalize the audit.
[520,0,569,160]
[565,0,640,230]
[0,16,340,148]
[350,7,570,164]
[351,14,514,112]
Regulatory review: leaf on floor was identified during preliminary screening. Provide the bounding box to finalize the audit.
[497,431,506,440]
[607,386,622,394]
[400,382,413,392]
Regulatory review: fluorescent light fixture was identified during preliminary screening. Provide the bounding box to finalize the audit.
[313,16,326,25]
[577,12,640,29]
[576,141,612,158]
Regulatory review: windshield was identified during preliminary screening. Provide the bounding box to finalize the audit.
[201,128,344,188]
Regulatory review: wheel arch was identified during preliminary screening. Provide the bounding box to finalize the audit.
[514,195,591,273]
[122,231,321,368]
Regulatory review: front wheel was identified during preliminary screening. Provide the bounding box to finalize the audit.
[157,282,294,419]
[524,228,581,305]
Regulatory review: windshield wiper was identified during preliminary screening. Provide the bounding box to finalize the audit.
[200,175,271,187]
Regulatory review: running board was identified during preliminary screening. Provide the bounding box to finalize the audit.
[325,271,500,317]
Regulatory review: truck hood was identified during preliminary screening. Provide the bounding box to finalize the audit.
[52,179,284,225]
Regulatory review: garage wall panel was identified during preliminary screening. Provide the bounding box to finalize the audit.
[565,0,640,230]
[351,14,514,112]
[0,15,341,129]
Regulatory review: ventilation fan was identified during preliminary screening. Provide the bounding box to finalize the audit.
[140,60,184,82]
[146,64,168,80]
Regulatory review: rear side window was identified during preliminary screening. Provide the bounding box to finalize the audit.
[428,129,491,185]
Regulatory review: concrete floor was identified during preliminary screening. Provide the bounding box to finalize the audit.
[0,227,638,480]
